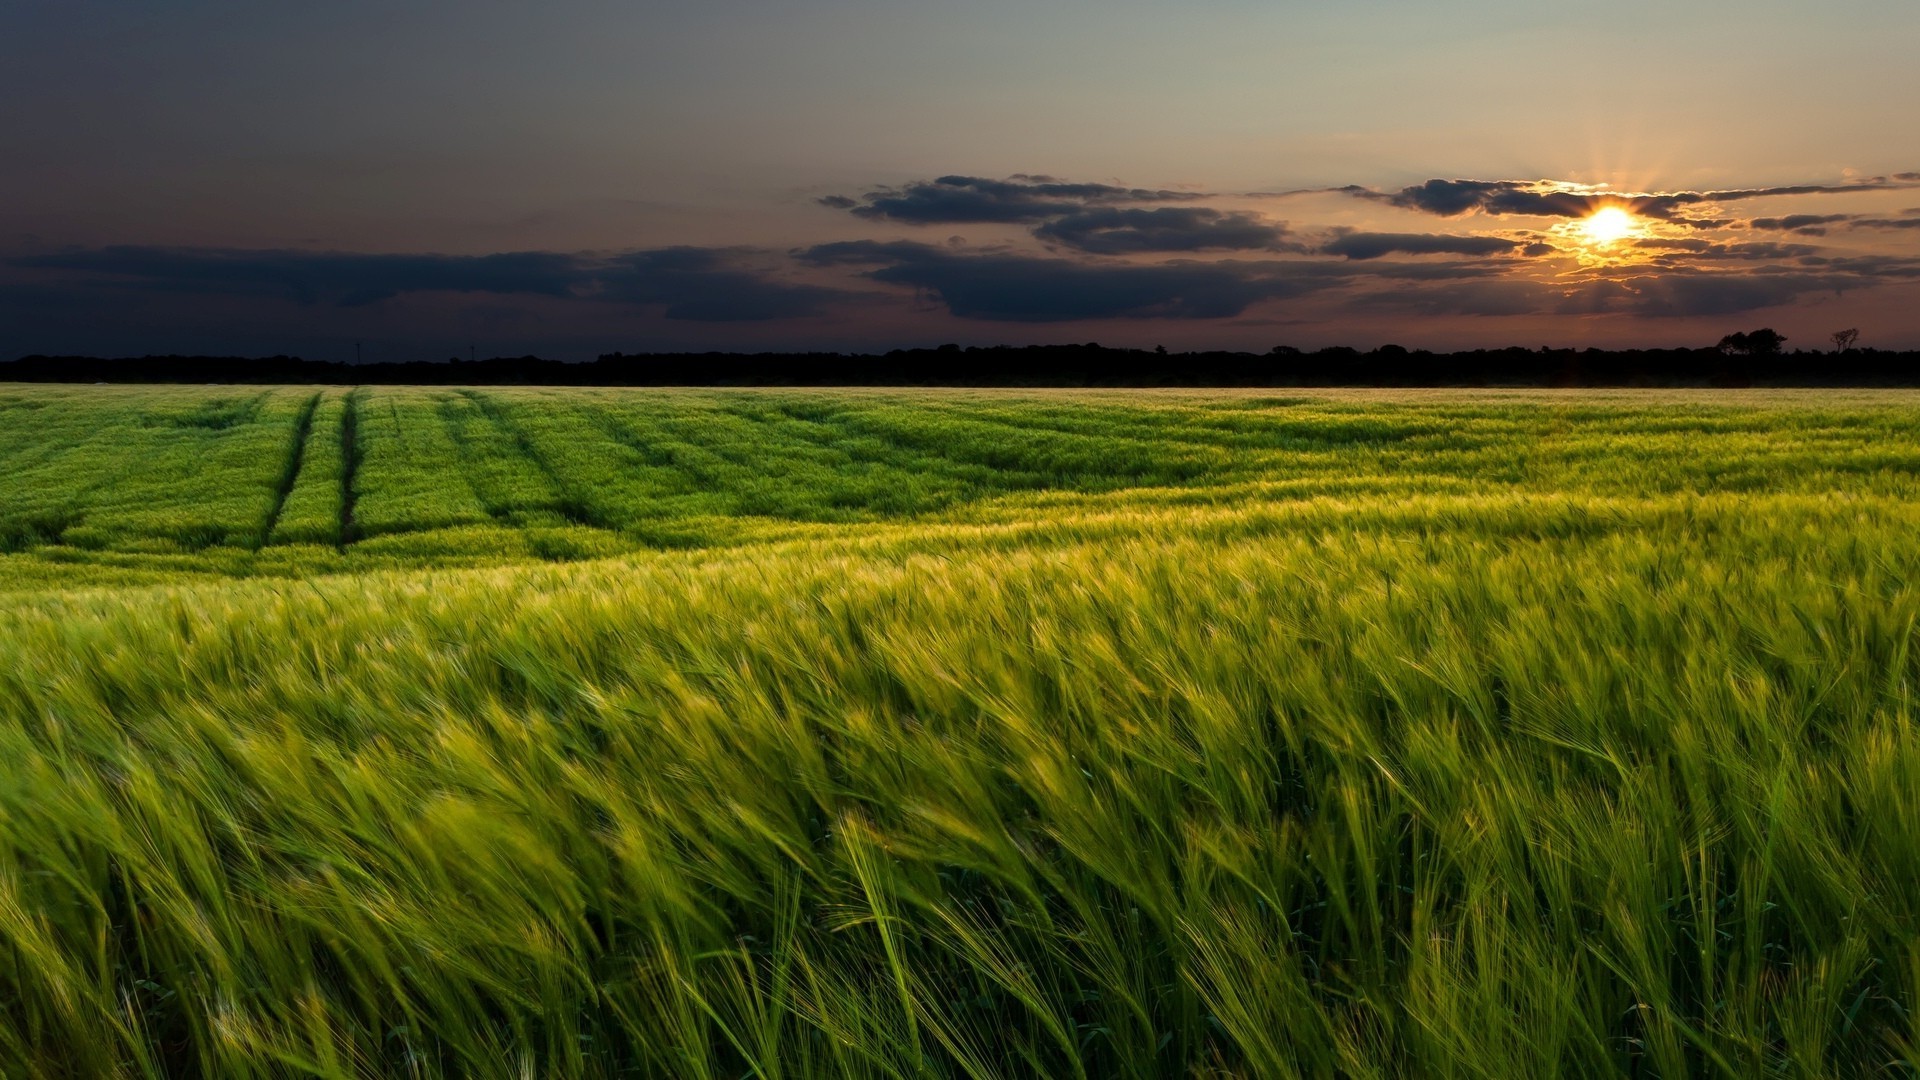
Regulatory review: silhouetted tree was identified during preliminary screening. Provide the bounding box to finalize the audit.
[1718,328,1786,356]
[1831,328,1861,353]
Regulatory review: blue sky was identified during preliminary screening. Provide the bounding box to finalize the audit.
[5,0,1919,359]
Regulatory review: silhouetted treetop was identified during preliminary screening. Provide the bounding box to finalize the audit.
[1718,328,1787,356]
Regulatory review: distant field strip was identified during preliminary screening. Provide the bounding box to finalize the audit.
[5,385,1920,589]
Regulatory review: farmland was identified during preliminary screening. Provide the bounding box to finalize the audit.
[4,385,1920,1076]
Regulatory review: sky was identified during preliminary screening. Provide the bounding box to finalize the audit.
[4,0,1920,361]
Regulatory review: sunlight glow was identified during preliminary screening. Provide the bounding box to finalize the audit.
[1581,206,1638,246]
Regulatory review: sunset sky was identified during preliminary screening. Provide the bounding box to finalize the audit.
[5,0,1919,361]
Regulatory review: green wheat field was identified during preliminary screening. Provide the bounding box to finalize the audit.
[5,384,1920,1077]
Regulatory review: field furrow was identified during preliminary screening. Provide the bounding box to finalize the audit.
[256,391,324,549]
[266,392,348,547]
[347,389,491,542]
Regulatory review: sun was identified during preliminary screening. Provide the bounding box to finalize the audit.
[1581,206,1637,245]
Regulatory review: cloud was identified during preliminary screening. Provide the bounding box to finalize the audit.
[1371,179,1651,219]
[1320,232,1520,260]
[799,240,1297,319]
[10,245,849,321]
[1365,177,1917,226]
[822,175,1192,225]
[1341,259,1903,319]
[1631,239,1823,262]
[595,248,852,321]
[798,240,1503,322]
[12,246,584,306]
[1718,241,1823,260]
[1854,218,1920,230]
[1359,269,1867,320]
[1032,207,1293,253]
[1634,238,1716,253]
[1794,254,1920,278]
[1350,279,1552,317]
[1565,271,1857,317]
[1748,213,1854,233]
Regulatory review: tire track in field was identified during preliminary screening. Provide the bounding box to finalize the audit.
[452,390,610,530]
[436,391,566,523]
[338,389,365,550]
[256,391,323,549]
[813,402,1233,493]
[761,400,1057,494]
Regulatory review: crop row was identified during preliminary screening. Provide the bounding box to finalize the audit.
[5,386,1920,579]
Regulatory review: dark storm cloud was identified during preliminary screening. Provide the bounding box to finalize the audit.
[798,240,1501,322]
[9,245,850,321]
[1363,177,1916,226]
[1320,232,1520,260]
[822,175,1192,225]
[1033,207,1293,254]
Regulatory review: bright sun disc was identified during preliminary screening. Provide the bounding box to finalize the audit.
[1582,206,1636,245]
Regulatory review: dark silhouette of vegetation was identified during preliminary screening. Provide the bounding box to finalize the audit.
[5,334,1917,386]
[1832,328,1861,353]
[1717,328,1788,357]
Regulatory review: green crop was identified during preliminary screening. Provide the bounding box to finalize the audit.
[2,384,1920,1076]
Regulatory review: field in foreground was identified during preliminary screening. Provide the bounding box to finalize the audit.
[4,386,1920,1076]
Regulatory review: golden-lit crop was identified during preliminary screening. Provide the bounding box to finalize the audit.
[8,387,1920,1075]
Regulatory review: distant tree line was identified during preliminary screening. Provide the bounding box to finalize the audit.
[5,331,1916,386]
